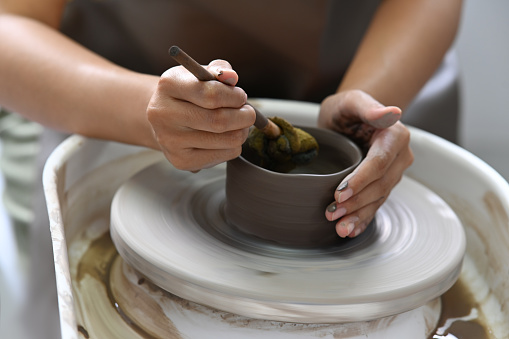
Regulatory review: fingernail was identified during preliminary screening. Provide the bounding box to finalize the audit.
[327,202,337,212]
[346,222,355,235]
[327,203,347,219]
[338,221,355,238]
[216,69,236,86]
[223,77,236,86]
[373,111,400,128]
[333,207,347,219]
[338,188,353,203]
[336,181,348,191]
[338,171,356,190]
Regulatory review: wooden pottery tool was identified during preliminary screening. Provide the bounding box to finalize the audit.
[169,45,281,138]
[169,45,319,171]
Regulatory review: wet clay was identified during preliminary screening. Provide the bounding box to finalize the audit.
[226,126,362,248]
[483,191,509,231]
[433,192,509,338]
[430,279,489,339]
[75,225,183,339]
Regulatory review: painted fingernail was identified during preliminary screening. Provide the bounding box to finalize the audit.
[338,188,353,203]
[336,181,348,191]
[327,203,347,219]
[327,202,337,212]
[333,207,347,219]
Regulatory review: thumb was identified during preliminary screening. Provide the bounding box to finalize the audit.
[365,106,402,129]
[345,90,402,129]
[359,97,402,129]
[207,59,239,87]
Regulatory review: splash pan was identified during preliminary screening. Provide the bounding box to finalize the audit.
[44,99,509,338]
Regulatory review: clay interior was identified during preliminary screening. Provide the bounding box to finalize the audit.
[225,126,362,248]
[242,127,357,175]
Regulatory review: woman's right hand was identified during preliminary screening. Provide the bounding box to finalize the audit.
[146,60,256,172]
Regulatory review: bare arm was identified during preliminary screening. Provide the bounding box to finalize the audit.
[319,0,463,238]
[339,0,463,108]
[0,0,255,170]
[0,1,159,148]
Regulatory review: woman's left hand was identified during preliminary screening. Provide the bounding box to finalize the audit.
[318,89,414,238]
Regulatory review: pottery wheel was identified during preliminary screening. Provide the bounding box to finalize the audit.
[110,160,465,323]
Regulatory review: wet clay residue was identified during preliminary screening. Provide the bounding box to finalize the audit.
[483,191,509,232]
[73,229,494,338]
[430,279,490,339]
[443,190,509,335]
[75,231,182,339]
[110,257,183,339]
[76,231,117,285]
[77,325,90,338]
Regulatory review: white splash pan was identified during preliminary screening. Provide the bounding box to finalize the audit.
[43,99,509,339]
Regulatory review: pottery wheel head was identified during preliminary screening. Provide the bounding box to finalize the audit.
[110,161,466,323]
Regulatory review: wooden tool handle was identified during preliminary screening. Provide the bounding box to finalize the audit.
[248,103,280,139]
[169,45,281,138]
[169,46,215,81]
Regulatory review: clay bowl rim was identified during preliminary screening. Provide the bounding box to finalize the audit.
[237,126,363,178]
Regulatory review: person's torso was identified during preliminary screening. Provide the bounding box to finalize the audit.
[61,0,381,102]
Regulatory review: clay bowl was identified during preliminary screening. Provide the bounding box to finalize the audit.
[225,126,362,248]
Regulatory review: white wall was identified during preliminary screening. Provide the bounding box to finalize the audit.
[456,0,509,179]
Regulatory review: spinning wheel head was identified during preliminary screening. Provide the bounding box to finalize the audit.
[110,161,466,323]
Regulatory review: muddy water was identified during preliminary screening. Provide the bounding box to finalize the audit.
[431,280,490,339]
[70,213,493,339]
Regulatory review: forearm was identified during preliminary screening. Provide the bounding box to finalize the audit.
[339,0,463,109]
[0,14,159,149]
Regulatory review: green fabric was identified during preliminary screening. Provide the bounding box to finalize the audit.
[0,108,43,257]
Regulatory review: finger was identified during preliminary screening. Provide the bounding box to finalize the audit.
[160,127,249,151]
[320,92,402,146]
[343,90,402,128]
[207,60,239,87]
[153,99,256,133]
[333,122,411,203]
[365,106,402,129]
[161,146,243,172]
[348,221,370,238]
[325,141,412,222]
[335,200,382,238]
[155,124,248,171]
[159,66,247,109]
[343,105,401,145]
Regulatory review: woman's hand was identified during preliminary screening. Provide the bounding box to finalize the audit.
[146,60,256,172]
[318,90,413,238]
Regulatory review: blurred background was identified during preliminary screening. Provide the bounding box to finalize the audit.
[1,0,508,338]
[457,0,509,179]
